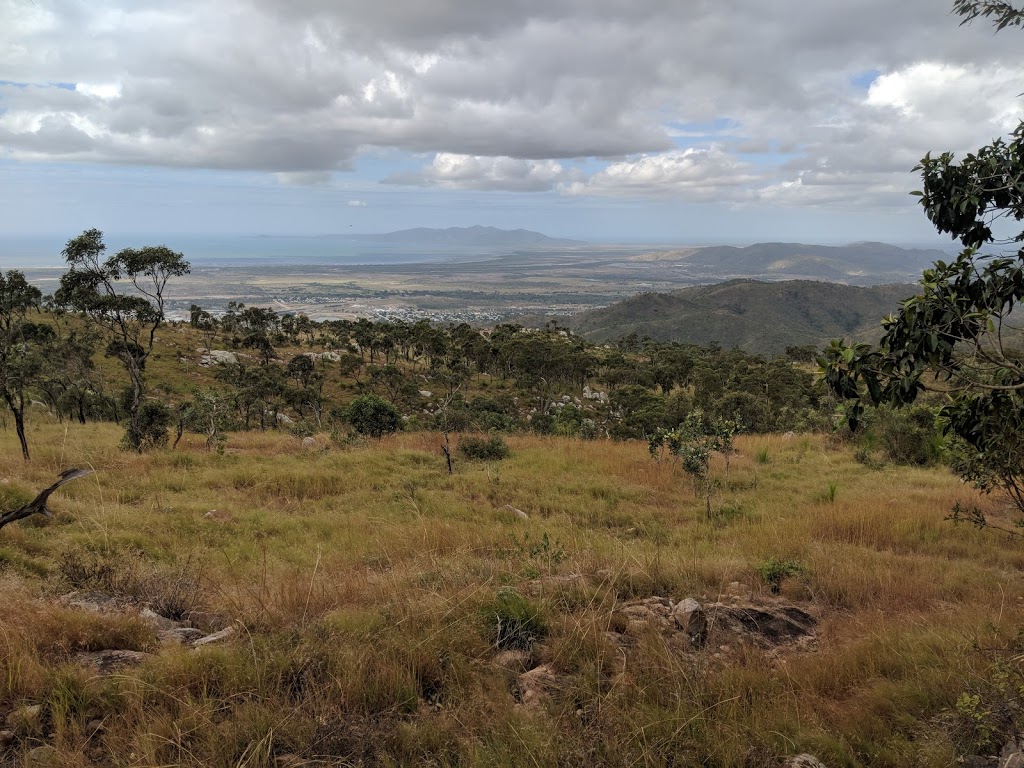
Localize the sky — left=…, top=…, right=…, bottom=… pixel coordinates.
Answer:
left=1, top=0, right=1022, bottom=245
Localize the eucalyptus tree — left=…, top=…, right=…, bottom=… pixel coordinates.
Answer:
left=0, top=270, right=45, bottom=460
left=57, top=229, right=190, bottom=452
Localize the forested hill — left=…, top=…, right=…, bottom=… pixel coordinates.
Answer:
left=566, top=279, right=916, bottom=355
left=674, top=241, right=947, bottom=281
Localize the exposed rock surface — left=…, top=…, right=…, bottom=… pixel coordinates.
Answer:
left=74, top=650, right=152, bottom=674
left=783, top=756, right=828, bottom=768
left=611, top=596, right=817, bottom=653
left=198, top=350, right=238, bottom=366
left=517, top=664, right=565, bottom=708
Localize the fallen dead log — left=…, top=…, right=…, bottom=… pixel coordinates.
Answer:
left=0, top=468, right=93, bottom=531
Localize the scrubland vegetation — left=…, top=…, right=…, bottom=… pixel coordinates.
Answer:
left=1, top=412, right=1023, bottom=766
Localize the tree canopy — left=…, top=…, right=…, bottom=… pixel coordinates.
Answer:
left=821, top=1, right=1024, bottom=522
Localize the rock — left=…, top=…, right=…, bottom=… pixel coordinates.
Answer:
left=204, top=508, right=235, bottom=522
left=74, top=650, right=151, bottom=675
left=783, top=756, right=828, bottom=768
left=5, top=704, right=41, bottom=731
left=526, top=573, right=586, bottom=596
left=26, top=745, right=58, bottom=766
left=139, top=607, right=180, bottom=630
left=418, top=390, right=433, bottom=398
left=192, top=624, right=237, bottom=648
left=517, top=664, right=564, bottom=708
left=492, top=650, right=532, bottom=671
left=158, top=627, right=206, bottom=645
left=711, top=604, right=817, bottom=648
left=499, top=504, right=529, bottom=520
left=301, top=437, right=319, bottom=449
left=1001, top=739, right=1024, bottom=768
left=672, top=598, right=708, bottom=648
left=615, top=597, right=816, bottom=651
left=185, top=610, right=229, bottom=632
left=0, top=729, right=14, bottom=747
left=308, top=351, right=340, bottom=362
left=276, top=412, right=294, bottom=425
left=85, top=719, right=104, bottom=734
left=618, top=596, right=673, bottom=629
left=60, top=591, right=121, bottom=613
left=198, top=350, right=237, bottom=366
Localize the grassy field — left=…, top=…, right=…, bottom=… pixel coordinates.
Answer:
left=1, top=423, right=1022, bottom=766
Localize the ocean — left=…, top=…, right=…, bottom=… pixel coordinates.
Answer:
left=0, top=234, right=460, bottom=269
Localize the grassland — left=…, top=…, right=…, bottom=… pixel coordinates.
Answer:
left=1, top=420, right=1022, bottom=766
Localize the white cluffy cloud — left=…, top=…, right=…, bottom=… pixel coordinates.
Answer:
left=387, top=154, right=575, bottom=192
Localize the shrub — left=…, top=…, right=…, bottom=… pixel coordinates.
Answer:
left=857, top=405, right=945, bottom=466
left=344, top=394, right=402, bottom=438
left=122, top=401, right=172, bottom=452
left=480, top=588, right=547, bottom=650
left=756, top=558, right=805, bottom=595
left=458, top=435, right=510, bottom=461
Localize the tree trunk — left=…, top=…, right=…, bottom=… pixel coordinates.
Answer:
left=14, top=409, right=29, bottom=462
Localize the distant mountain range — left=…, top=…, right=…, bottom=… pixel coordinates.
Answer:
left=654, top=241, right=949, bottom=282
left=345, top=226, right=584, bottom=248
left=567, top=279, right=918, bottom=355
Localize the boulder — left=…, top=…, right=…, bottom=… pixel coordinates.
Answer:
left=672, top=598, right=708, bottom=648
left=5, top=704, right=41, bottom=731
left=158, top=627, right=206, bottom=645
left=192, top=624, right=237, bottom=648
left=26, top=745, right=58, bottom=767
left=198, top=350, right=238, bottom=366
left=499, top=504, right=529, bottom=520
left=139, top=607, right=181, bottom=630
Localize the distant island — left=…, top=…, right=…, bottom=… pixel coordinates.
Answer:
left=338, top=226, right=585, bottom=248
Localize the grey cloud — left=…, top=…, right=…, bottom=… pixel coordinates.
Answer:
left=2, top=0, right=1023, bottom=209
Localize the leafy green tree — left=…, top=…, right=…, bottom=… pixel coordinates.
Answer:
left=821, top=2, right=1024, bottom=524
left=0, top=270, right=45, bottom=460
left=57, top=229, right=189, bottom=452
left=344, top=394, right=402, bottom=438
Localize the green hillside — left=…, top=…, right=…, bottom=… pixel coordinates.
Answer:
left=567, top=279, right=916, bottom=354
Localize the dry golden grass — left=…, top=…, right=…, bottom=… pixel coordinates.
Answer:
left=0, top=423, right=1022, bottom=766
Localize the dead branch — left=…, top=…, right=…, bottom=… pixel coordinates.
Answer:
left=0, top=468, right=94, bottom=531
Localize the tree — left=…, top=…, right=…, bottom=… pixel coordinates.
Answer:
left=821, top=2, right=1024, bottom=526
left=344, top=394, right=402, bottom=438
left=0, top=270, right=45, bottom=460
left=56, top=229, right=190, bottom=452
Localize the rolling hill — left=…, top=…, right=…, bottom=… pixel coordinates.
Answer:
left=662, top=241, right=948, bottom=282
left=567, top=279, right=917, bottom=355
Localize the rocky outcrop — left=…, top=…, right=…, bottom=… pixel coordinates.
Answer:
left=611, top=596, right=816, bottom=653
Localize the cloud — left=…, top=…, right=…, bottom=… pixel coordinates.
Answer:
left=347, top=199, right=368, bottom=207
left=560, top=147, right=757, bottom=199
left=2, top=0, right=1023, bottom=210
left=386, top=153, right=573, bottom=191
left=274, top=171, right=332, bottom=185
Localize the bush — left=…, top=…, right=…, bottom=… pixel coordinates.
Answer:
left=123, top=401, right=172, bottom=452
left=756, top=558, right=805, bottom=595
left=859, top=404, right=944, bottom=466
left=344, top=394, right=402, bottom=438
left=458, top=435, right=510, bottom=461
left=480, top=588, right=547, bottom=650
